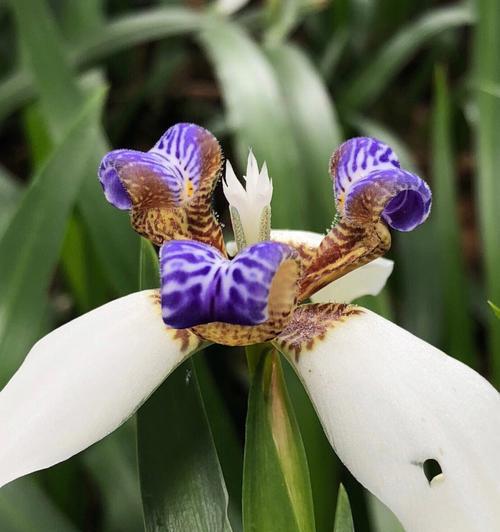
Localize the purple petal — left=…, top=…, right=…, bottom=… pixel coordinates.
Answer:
left=160, top=240, right=297, bottom=329
left=97, top=123, right=222, bottom=210
left=150, top=123, right=222, bottom=200
left=98, top=149, right=179, bottom=209
left=331, top=137, right=431, bottom=231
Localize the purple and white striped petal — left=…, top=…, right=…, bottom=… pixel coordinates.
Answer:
left=0, top=291, right=202, bottom=488
left=98, top=123, right=222, bottom=210
left=331, top=137, right=431, bottom=231
left=160, top=240, right=298, bottom=329
left=98, top=149, right=179, bottom=210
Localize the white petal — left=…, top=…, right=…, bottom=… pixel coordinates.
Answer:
left=280, top=309, right=500, bottom=532
left=222, top=159, right=246, bottom=206
left=312, top=258, right=394, bottom=303
left=0, top=290, right=202, bottom=488
left=270, top=229, right=324, bottom=247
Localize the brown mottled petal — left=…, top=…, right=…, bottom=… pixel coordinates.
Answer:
left=192, top=253, right=301, bottom=346
left=272, top=303, right=362, bottom=361
left=0, top=290, right=204, bottom=488
left=186, top=200, right=227, bottom=256
left=131, top=206, right=189, bottom=247
left=118, top=158, right=178, bottom=210
left=298, top=220, right=391, bottom=301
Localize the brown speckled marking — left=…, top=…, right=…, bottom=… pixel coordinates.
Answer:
left=131, top=207, right=189, bottom=246
left=120, top=164, right=177, bottom=210
left=172, top=328, right=200, bottom=353
left=149, top=290, right=202, bottom=352
left=118, top=128, right=227, bottom=255
left=192, top=255, right=302, bottom=346
left=272, top=238, right=319, bottom=270
left=298, top=220, right=390, bottom=301
left=183, top=129, right=226, bottom=255
left=274, top=303, right=362, bottom=361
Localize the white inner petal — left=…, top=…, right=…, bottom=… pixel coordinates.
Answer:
left=223, top=154, right=273, bottom=246
left=312, top=257, right=394, bottom=303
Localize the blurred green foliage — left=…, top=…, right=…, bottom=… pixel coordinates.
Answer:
left=0, top=0, right=498, bottom=530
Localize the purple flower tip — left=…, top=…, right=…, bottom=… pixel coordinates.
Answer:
left=159, top=240, right=297, bottom=329
left=331, top=137, right=432, bottom=231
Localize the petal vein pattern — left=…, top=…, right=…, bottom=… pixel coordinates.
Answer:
left=160, top=240, right=299, bottom=329
left=98, top=123, right=225, bottom=252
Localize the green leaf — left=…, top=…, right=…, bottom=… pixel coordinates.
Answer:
left=367, top=494, right=404, bottom=532
left=0, top=6, right=202, bottom=122
left=77, top=7, right=201, bottom=65
left=474, top=0, right=500, bottom=383
left=137, top=240, right=232, bottom=532
left=432, top=65, right=475, bottom=365
left=342, top=3, right=474, bottom=109
left=266, top=43, right=342, bottom=230
left=139, top=237, right=160, bottom=290
left=488, top=301, right=500, bottom=320
left=0, top=166, right=21, bottom=237
left=0, top=478, right=79, bottom=532
left=199, top=15, right=308, bottom=229
left=194, top=355, right=243, bottom=532
left=333, top=485, right=354, bottom=532
left=83, top=422, right=143, bottom=532
left=283, top=363, right=339, bottom=532
left=9, top=0, right=141, bottom=296
left=243, top=348, right=315, bottom=532
left=0, top=90, right=104, bottom=385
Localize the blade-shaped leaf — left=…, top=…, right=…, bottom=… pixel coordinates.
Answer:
left=0, top=6, right=202, bottom=122
left=488, top=301, right=500, bottom=320
left=283, top=359, right=339, bottom=532
left=199, top=15, right=307, bottom=229
left=367, top=494, right=404, bottom=532
left=474, top=0, right=500, bottom=383
left=0, top=166, right=20, bottom=237
left=243, top=348, right=315, bottom=532
left=9, top=0, right=140, bottom=297
left=0, top=478, right=79, bottom=532
left=266, top=43, right=342, bottom=230
left=137, top=238, right=232, bottom=532
left=432, top=65, right=475, bottom=365
left=342, top=3, right=474, bottom=109
left=0, top=90, right=103, bottom=385
left=333, top=484, right=354, bottom=532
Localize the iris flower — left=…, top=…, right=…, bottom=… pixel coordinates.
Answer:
left=1, top=123, right=499, bottom=532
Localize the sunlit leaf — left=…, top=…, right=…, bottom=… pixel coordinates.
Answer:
left=432, top=65, right=475, bottom=365
left=474, top=0, right=500, bottom=383
left=333, top=484, right=354, bottom=532
left=200, top=15, right=307, bottom=228
left=243, top=349, right=315, bottom=532
left=488, top=301, right=500, bottom=320
left=0, top=90, right=103, bottom=385
left=267, top=43, right=342, bottom=230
